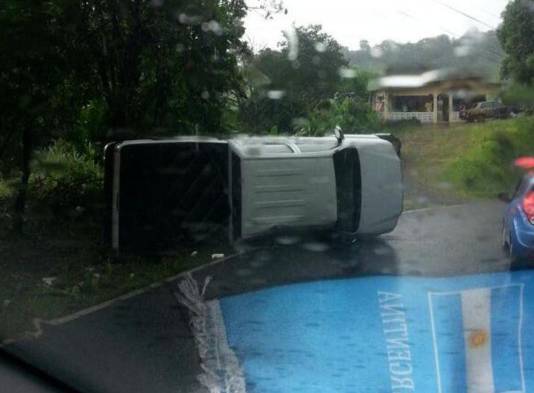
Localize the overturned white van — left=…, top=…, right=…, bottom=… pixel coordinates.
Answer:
left=104, top=133, right=402, bottom=254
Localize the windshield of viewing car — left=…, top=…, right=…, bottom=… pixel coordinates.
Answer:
left=1, top=1, right=534, bottom=393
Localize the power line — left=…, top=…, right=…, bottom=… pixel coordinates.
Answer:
left=428, top=0, right=506, bottom=58
left=430, top=0, right=494, bottom=29
left=396, top=10, right=456, bottom=36
left=395, top=9, right=503, bottom=63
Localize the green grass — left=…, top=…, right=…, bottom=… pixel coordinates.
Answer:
left=0, top=210, right=233, bottom=340
left=395, top=117, right=534, bottom=208
left=0, top=177, right=16, bottom=209
left=0, top=244, right=233, bottom=340
left=444, top=117, right=534, bottom=197
left=395, top=122, right=483, bottom=209
left=0, top=180, right=13, bottom=200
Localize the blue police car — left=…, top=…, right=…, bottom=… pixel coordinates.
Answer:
left=503, top=172, right=534, bottom=263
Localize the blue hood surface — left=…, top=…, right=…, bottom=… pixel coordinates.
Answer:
left=214, top=271, right=534, bottom=393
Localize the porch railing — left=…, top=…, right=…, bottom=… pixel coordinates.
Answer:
left=384, top=112, right=434, bottom=123
left=450, top=111, right=461, bottom=122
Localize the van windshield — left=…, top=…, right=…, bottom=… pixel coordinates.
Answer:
left=333, top=147, right=361, bottom=233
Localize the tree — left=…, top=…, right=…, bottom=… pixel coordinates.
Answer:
left=57, top=0, right=249, bottom=135
left=239, top=24, right=350, bottom=133
left=359, top=40, right=370, bottom=52
left=278, top=25, right=348, bottom=103
left=0, top=0, right=76, bottom=231
left=498, top=0, right=534, bottom=85
left=295, top=97, right=380, bottom=136
left=0, top=0, right=266, bottom=232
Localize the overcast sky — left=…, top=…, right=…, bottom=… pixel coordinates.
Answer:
left=244, top=0, right=510, bottom=51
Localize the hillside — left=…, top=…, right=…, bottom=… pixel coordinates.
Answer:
left=344, top=30, right=503, bottom=79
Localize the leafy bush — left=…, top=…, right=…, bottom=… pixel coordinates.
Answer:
left=0, top=179, right=14, bottom=202
left=239, top=94, right=306, bottom=134
left=446, top=117, right=534, bottom=197
left=30, top=140, right=103, bottom=217
left=295, top=97, right=380, bottom=136
left=68, top=99, right=108, bottom=154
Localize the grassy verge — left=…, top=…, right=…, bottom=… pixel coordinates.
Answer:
left=394, top=117, right=534, bottom=209
left=395, top=123, right=481, bottom=209
left=0, top=244, right=231, bottom=340
left=444, top=117, right=534, bottom=197
left=0, top=187, right=233, bottom=339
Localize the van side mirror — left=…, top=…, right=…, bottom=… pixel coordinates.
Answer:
left=498, top=192, right=512, bottom=203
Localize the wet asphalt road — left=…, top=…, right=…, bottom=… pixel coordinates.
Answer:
left=3, top=200, right=516, bottom=393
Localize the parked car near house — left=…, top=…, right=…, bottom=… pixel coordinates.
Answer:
left=462, top=101, right=510, bottom=122
left=104, top=132, right=403, bottom=255
left=502, top=172, right=534, bottom=263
